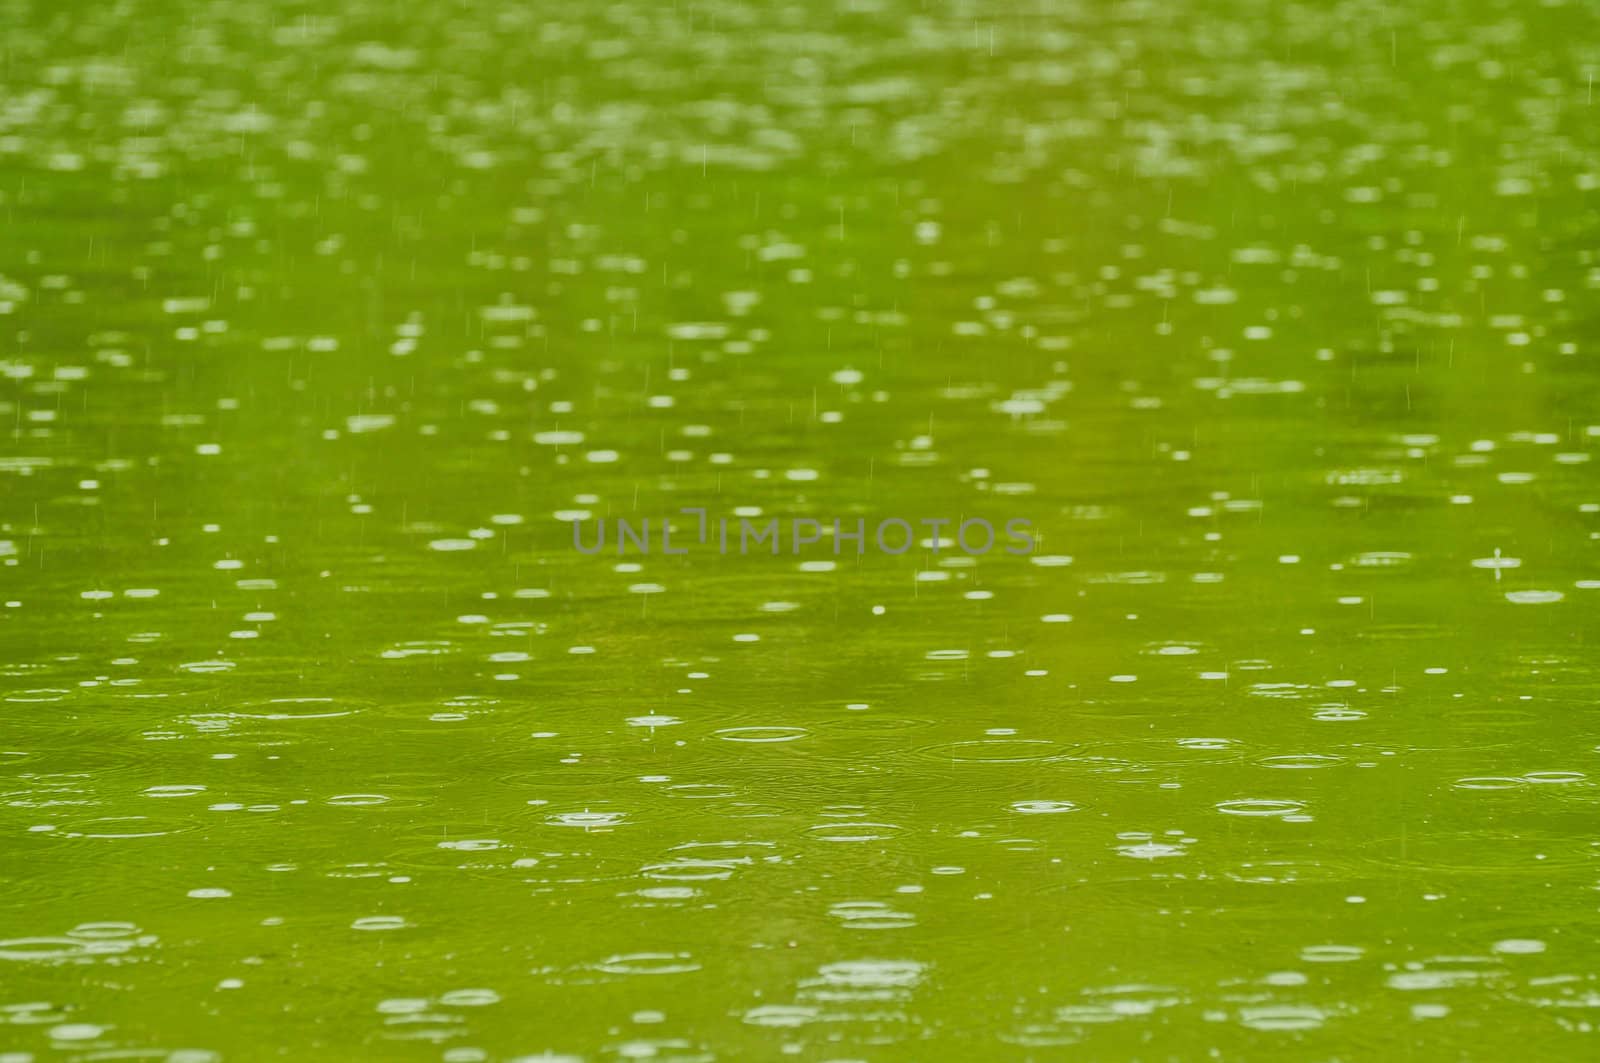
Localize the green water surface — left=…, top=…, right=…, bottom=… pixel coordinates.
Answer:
left=3, top=0, right=1600, bottom=1058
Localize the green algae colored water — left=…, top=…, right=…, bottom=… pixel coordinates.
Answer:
left=3, top=0, right=1600, bottom=1058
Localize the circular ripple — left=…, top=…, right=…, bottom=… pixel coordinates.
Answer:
left=68, top=923, right=138, bottom=940
left=829, top=901, right=916, bottom=930
left=545, top=810, right=626, bottom=829
left=1259, top=754, right=1344, bottom=770
left=58, top=814, right=196, bottom=840
left=713, top=726, right=809, bottom=744
left=440, top=988, right=501, bottom=1006
left=326, top=794, right=392, bottom=807
left=144, top=785, right=206, bottom=798
left=1453, top=776, right=1527, bottom=791
left=1524, top=771, right=1585, bottom=785
left=804, top=822, right=903, bottom=843
left=1009, top=800, right=1079, bottom=815
left=643, top=860, right=740, bottom=882
left=1312, top=707, right=1366, bottom=722
left=593, top=952, right=700, bottom=976
left=3, top=689, right=71, bottom=703
left=664, top=783, right=738, bottom=800
left=1178, top=737, right=1235, bottom=751
left=1506, top=590, right=1563, bottom=605
left=1216, top=799, right=1305, bottom=818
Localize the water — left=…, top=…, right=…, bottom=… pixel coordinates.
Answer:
left=2, top=0, right=1599, bottom=1057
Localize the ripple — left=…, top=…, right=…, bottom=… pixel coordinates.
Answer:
left=1215, top=798, right=1306, bottom=817
left=743, top=1004, right=818, bottom=1028
left=1178, top=737, right=1235, bottom=752
left=1453, top=776, right=1528, bottom=791
left=58, top=814, right=195, bottom=840
left=664, top=783, right=738, bottom=800
left=438, top=839, right=502, bottom=852
left=804, top=821, right=903, bottom=843
left=1505, top=590, right=1563, bottom=604
left=1385, top=960, right=1497, bottom=990
left=828, top=900, right=916, bottom=930
left=1524, top=771, right=1585, bottom=784
left=352, top=916, right=410, bottom=931
left=67, top=922, right=140, bottom=940
left=3, top=688, right=71, bottom=703
left=49, top=1023, right=107, bottom=1042
left=545, top=810, right=626, bottom=829
left=1312, top=706, right=1366, bottom=722
left=440, top=988, right=502, bottom=1006
left=627, top=714, right=681, bottom=729
left=1259, top=754, right=1343, bottom=770
left=1002, top=1024, right=1078, bottom=1048
left=0, top=936, right=138, bottom=962
left=1008, top=800, right=1079, bottom=815
left=1351, top=551, right=1412, bottom=568
left=713, top=726, right=809, bottom=743
left=1239, top=1005, right=1325, bottom=1031
left=812, top=959, right=926, bottom=989
left=143, top=784, right=206, bottom=798
left=593, top=952, right=701, bottom=976
left=642, top=860, right=741, bottom=882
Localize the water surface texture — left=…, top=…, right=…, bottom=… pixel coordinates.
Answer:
left=4, top=0, right=1600, bottom=1058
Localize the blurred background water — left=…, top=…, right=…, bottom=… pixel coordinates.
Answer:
left=2, top=0, right=1600, bottom=1058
